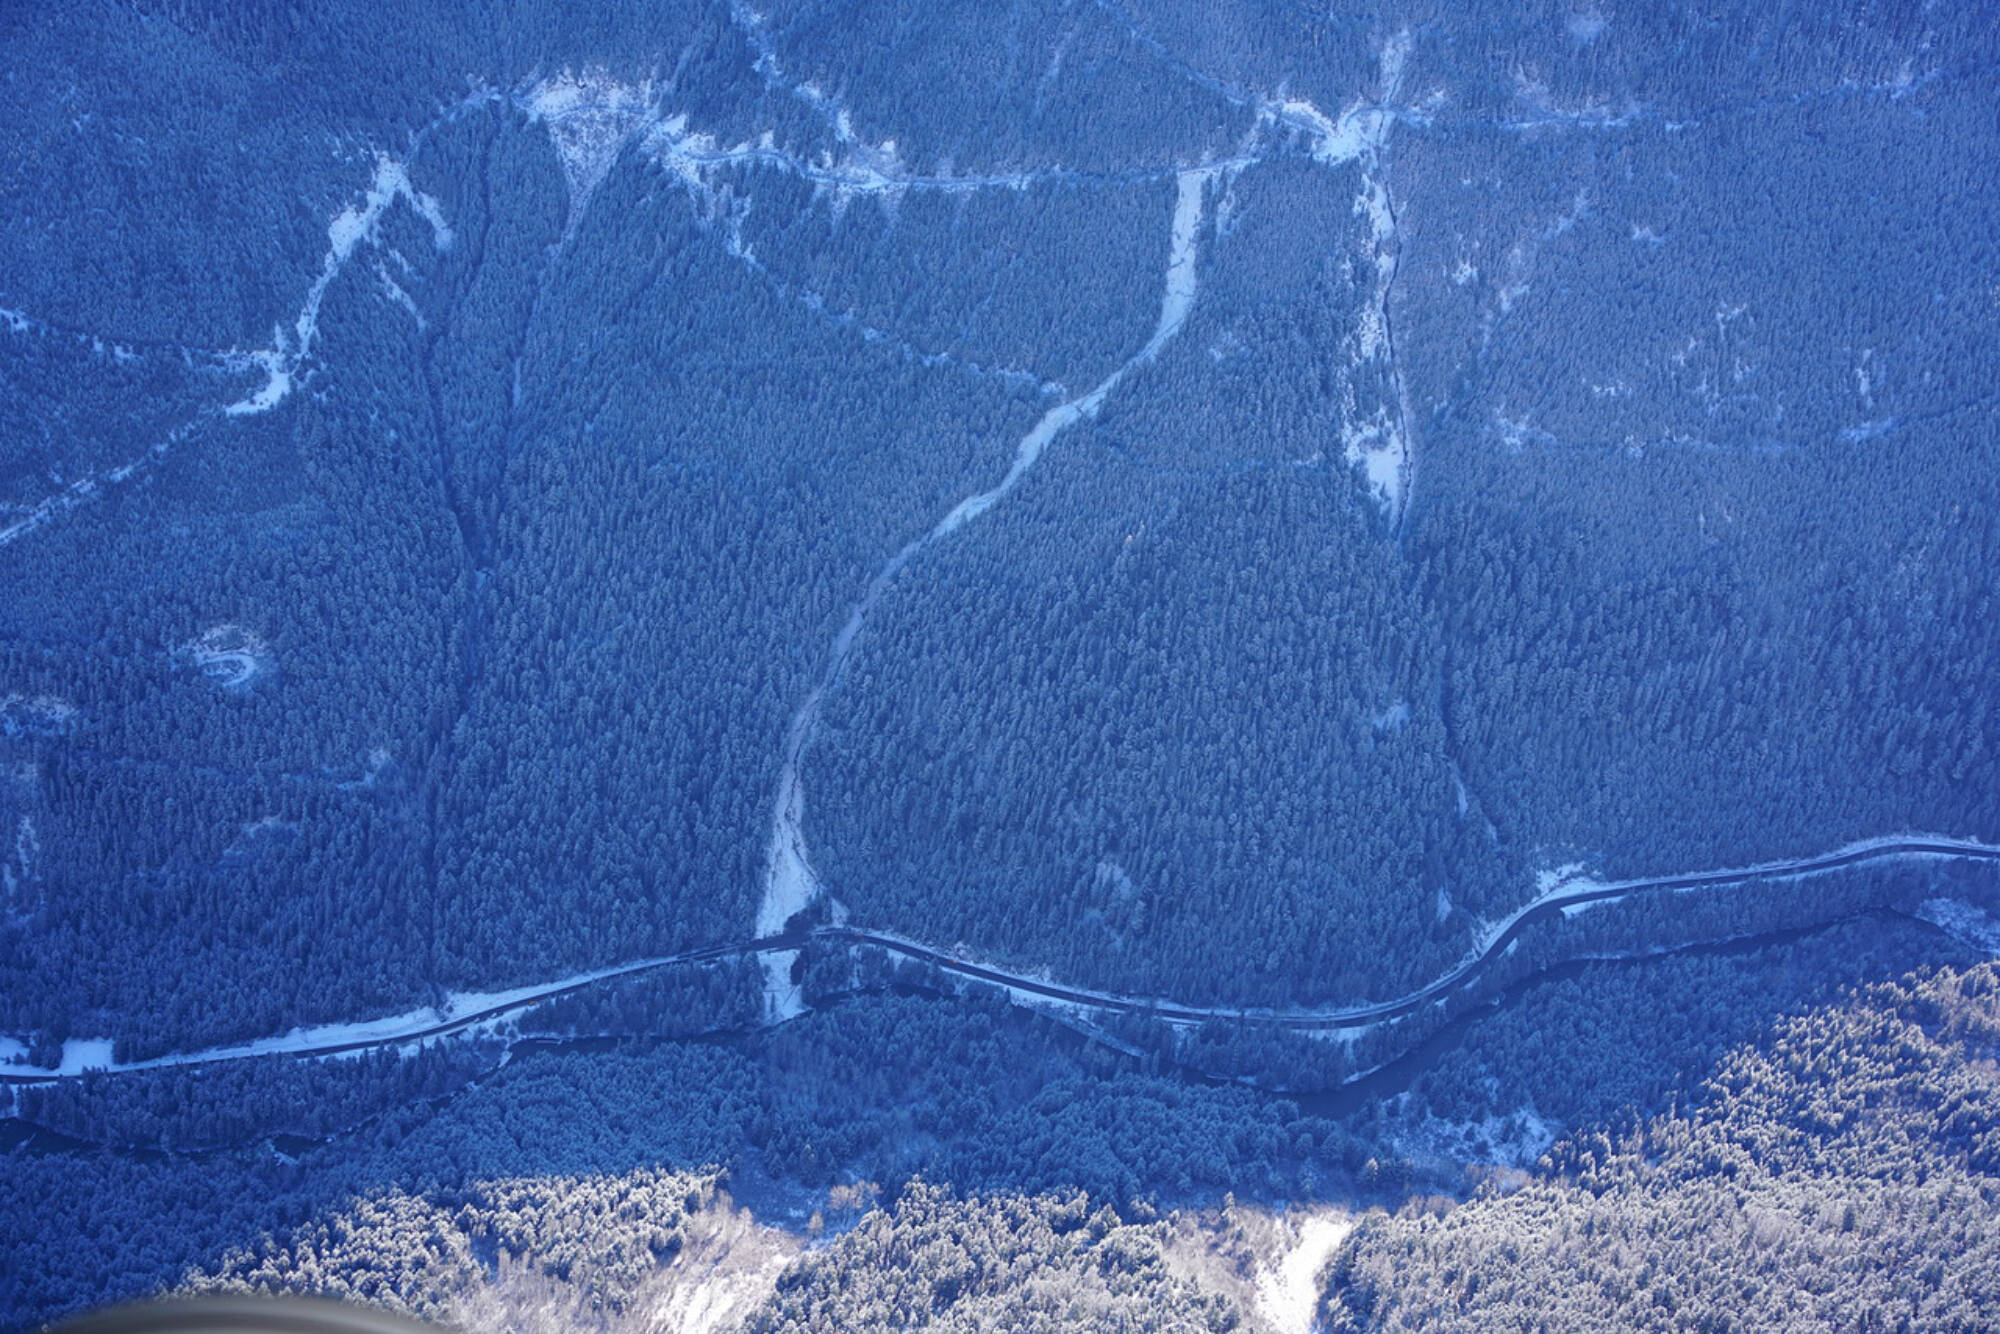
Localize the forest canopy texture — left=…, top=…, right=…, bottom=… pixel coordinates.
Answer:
left=3, top=0, right=1998, bottom=1329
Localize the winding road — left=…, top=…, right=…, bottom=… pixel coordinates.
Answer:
left=6, top=835, right=1996, bottom=1085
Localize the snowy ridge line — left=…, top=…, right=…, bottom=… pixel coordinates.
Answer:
left=752, top=167, right=1220, bottom=1021
left=661, top=139, right=1256, bottom=195
left=9, top=834, right=1997, bottom=1084
left=522, top=72, right=1058, bottom=393
left=527, top=68, right=1261, bottom=213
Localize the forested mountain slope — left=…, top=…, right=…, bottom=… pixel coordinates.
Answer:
left=6, top=0, right=1995, bottom=1055
left=3, top=1, right=2000, bottom=1326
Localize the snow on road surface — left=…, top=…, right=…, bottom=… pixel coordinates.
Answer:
left=1471, top=833, right=2000, bottom=962
left=752, top=167, right=1219, bottom=1020
left=2, top=955, right=691, bottom=1081
left=9, top=834, right=2000, bottom=1082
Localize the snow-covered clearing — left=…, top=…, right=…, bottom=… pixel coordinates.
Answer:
left=751, top=167, right=1219, bottom=1020
left=1254, top=1213, right=1355, bottom=1334
left=524, top=70, right=663, bottom=211
left=639, top=1199, right=800, bottom=1334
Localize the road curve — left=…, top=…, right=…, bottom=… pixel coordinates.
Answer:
left=845, top=836, right=2000, bottom=1027
left=5, top=835, right=1996, bottom=1083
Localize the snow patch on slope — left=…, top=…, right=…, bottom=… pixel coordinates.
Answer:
left=226, top=154, right=452, bottom=417
left=525, top=70, right=663, bottom=210
left=1257, top=35, right=1414, bottom=521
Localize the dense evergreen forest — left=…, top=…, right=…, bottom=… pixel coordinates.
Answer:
left=11, top=958, right=1999, bottom=1330
left=5, top=0, right=1995, bottom=1049
left=1326, top=964, right=2000, bottom=1331
left=4, top=0, right=1999, bottom=1327
left=4, top=918, right=1986, bottom=1328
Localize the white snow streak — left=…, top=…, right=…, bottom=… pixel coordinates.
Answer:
left=1257, top=35, right=1417, bottom=521
left=226, top=154, right=452, bottom=417
left=0, top=414, right=209, bottom=550
left=753, top=169, right=1217, bottom=1020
